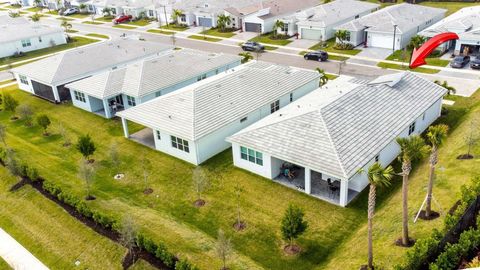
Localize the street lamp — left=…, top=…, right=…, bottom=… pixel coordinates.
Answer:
left=392, top=24, right=398, bottom=53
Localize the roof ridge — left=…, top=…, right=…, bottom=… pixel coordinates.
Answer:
left=318, top=113, right=348, bottom=179
left=136, top=60, right=147, bottom=97
left=51, top=53, right=67, bottom=83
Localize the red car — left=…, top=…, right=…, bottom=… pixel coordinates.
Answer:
left=112, top=15, right=132, bottom=24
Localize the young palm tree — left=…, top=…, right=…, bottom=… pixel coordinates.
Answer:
left=239, top=52, right=253, bottom=63
left=171, top=9, right=183, bottom=26
left=409, top=35, right=427, bottom=50
left=335, top=30, right=348, bottom=45
left=425, top=124, right=449, bottom=218
left=61, top=19, right=72, bottom=32
left=361, top=163, right=394, bottom=269
left=217, top=14, right=231, bottom=32
left=396, top=135, right=430, bottom=246
left=315, top=68, right=328, bottom=86
left=272, top=20, right=284, bottom=38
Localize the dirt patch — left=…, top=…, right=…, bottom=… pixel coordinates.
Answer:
left=457, top=154, right=474, bottom=160
left=143, top=188, right=153, bottom=195
left=63, top=143, right=71, bottom=147
left=87, top=159, right=95, bottom=164
left=394, top=238, right=416, bottom=247
left=283, top=244, right=301, bottom=255
left=233, top=221, right=246, bottom=231
left=85, top=195, right=96, bottom=201
left=122, top=249, right=138, bottom=270
left=10, top=116, right=18, bottom=121
left=417, top=210, right=440, bottom=221
left=9, top=177, right=28, bottom=191
left=449, top=200, right=461, bottom=215
left=193, top=199, right=205, bottom=207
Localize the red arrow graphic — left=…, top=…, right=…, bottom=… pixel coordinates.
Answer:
left=409, top=32, right=459, bottom=69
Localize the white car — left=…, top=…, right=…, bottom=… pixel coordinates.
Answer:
left=63, top=7, right=79, bottom=15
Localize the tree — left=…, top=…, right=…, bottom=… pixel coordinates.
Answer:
left=315, top=68, right=328, bottom=87
left=109, top=142, right=121, bottom=175
left=215, top=229, right=232, bottom=270
left=272, top=20, right=284, bottom=39
left=3, top=93, right=19, bottom=117
left=5, top=148, right=20, bottom=176
left=360, top=163, right=394, bottom=269
left=30, top=13, right=41, bottom=22
left=102, top=7, right=112, bottom=17
left=434, top=80, right=456, bottom=95
left=281, top=204, right=308, bottom=253
left=17, top=104, right=34, bottom=126
left=60, top=18, right=72, bottom=32
left=192, top=166, right=208, bottom=207
left=33, top=0, right=42, bottom=7
left=36, top=114, right=51, bottom=135
left=462, top=119, right=478, bottom=159
left=217, top=14, right=231, bottom=32
left=409, top=35, right=427, bottom=50
left=76, top=134, right=96, bottom=161
left=335, top=30, right=348, bottom=45
left=171, top=9, right=183, bottom=26
left=119, top=215, right=137, bottom=265
left=79, top=3, right=86, bottom=12
left=425, top=124, right=449, bottom=218
left=396, top=135, right=429, bottom=246
left=233, top=183, right=245, bottom=230
left=8, top=11, right=20, bottom=18
left=56, top=123, right=71, bottom=147
left=239, top=52, right=253, bottom=64
left=141, top=154, right=152, bottom=193
left=78, top=158, right=96, bottom=200
left=0, top=124, right=7, bottom=147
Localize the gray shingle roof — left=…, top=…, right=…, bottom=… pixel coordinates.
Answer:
left=66, top=49, right=241, bottom=99
left=12, top=38, right=172, bottom=85
left=336, top=3, right=446, bottom=34
left=117, top=61, right=320, bottom=141
left=0, top=14, right=64, bottom=44
left=228, top=72, right=447, bottom=180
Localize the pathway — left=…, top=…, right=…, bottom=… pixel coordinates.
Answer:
left=0, top=227, right=49, bottom=270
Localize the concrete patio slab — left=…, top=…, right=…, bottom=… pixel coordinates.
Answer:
left=130, top=128, right=155, bottom=149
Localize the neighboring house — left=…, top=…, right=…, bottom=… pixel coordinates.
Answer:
left=335, top=3, right=446, bottom=49
left=420, top=6, right=480, bottom=55
left=11, top=38, right=172, bottom=103
left=66, top=49, right=241, bottom=118
left=117, top=61, right=320, bottom=165
left=228, top=72, right=446, bottom=207
left=0, top=14, right=66, bottom=58
left=292, top=0, right=379, bottom=40
left=91, top=0, right=173, bottom=20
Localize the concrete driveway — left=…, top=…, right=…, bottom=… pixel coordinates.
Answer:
left=285, top=38, right=319, bottom=49
left=356, top=47, right=393, bottom=60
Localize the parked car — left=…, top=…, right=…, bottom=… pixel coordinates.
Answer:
left=450, top=55, right=470, bottom=68
left=304, top=50, right=328, bottom=62
left=63, top=7, right=79, bottom=16
left=112, top=14, right=132, bottom=24
left=470, top=56, right=480, bottom=70
left=241, top=41, right=265, bottom=52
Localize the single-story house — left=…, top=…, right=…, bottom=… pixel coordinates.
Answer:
left=335, top=3, right=446, bottom=49
left=11, top=38, right=172, bottom=103
left=227, top=72, right=447, bottom=207
left=419, top=6, right=480, bottom=55
left=0, top=14, right=66, bottom=59
left=65, top=49, right=241, bottom=118
left=90, top=0, right=163, bottom=18
left=117, top=61, right=320, bottom=165
left=292, top=0, right=379, bottom=40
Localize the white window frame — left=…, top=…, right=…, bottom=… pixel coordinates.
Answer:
left=74, top=90, right=86, bottom=103
left=156, top=130, right=161, bottom=140
left=21, top=39, right=31, bottom=47
left=289, top=93, right=293, bottom=102
left=19, top=75, right=28, bottom=85
left=270, top=100, right=280, bottom=113
left=171, top=136, right=189, bottom=153
left=126, top=95, right=136, bottom=106
left=408, top=121, right=416, bottom=135
left=240, top=146, right=263, bottom=166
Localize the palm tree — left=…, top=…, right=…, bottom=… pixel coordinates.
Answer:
left=272, top=20, right=284, bottom=39
left=171, top=9, right=183, bottom=26
left=434, top=80, right=456, bottom=95
left=396, top=135, right=430, bottom=246
left=217, top=14, right=231, bottom=32
left=31, top=13, right=41, bottom=22
left=409, top=35, right=426, bottom=50
left=79, top=3, right=87, bottom=13
left=102, top=7, right=112, bottom=17
left=335, top=30, right=348, bottom=45
left=239, top=52, right=253, bottom=63
left=33, top=0, right=42, bottom=7
left=315, top=68, right=328, bottom=86
left=425, top=124, right=449, bottom=218
left=360, top=163, right=394, bottom=269
left=61, top=18, right=72, bottom=32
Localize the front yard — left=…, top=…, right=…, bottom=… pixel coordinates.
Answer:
left=200, top=28, right=236, bottom=38
left=159, top=24, right=189, bottom=31
left=377, top=62, right=440, bottom=74
left=126, top=18, right=154, bottom=26
left=250, top=33, right=292, bottom=46
left=386, top=49, right=451, bottom=67
left=309, top=39, right=361, bottom=56
left=188, top=35, right=222, bottom=42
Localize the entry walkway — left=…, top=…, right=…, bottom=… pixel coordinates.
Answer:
left=0, top=227, right=49, bottom=270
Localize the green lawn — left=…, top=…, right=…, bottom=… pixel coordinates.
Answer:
left=0, top=79, right=15, bottom=86
left=68, top=13, right=90, bottom=19
left=0, top=255, right=10, bottom=270
left=200, top=28, right=236, bottom=38
left=83, top=21, right=104, bottom=25
left=0, top=37, right=99, bottom=67
left=56, top=16, right=74, bottom=21
left=86, top=33, right=109, bottom=39
left=250, top=34, right=292, bottom=46
left=188, top=35, right=222, bottom=42
left=147, top=29, right=174, bottom=35
left=113, top=24, right=137, bottom=29
left=6, top=4, right=21, bottom=8
left=159, top=24, right=189, bottom=31
left=309, top=39, right=361, bottom=55
left=0, top=58, right=48, bottom=72
left=377, top=62, right=440, bottom=74
left=386, top=49, right=451, bottom=67
left=419, top=1, right=479, bottom=16
left=25, top=6, right=42, bottom=12
left=95, top=16, right=114, bottom=22
left=126, top=18, right=153, bottom=26
left=45, top=10, right=58, bottom=15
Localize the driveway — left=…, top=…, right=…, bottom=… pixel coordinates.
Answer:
left=285, top=38, right=319, bottom=49
left=355, top=47, right=393, bottom=60
left=233, top=31, right=258, bottom=41
left=0, top=228, right=49, bottom=270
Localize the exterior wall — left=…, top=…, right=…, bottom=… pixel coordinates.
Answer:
left=232, top=142, right=273, bottom=178
left=345, top=29, right=365, bottom=47
left=0, top=31, right=66, bottom=58
left=69, top=88, right=104, bottom=113
left=153, top=129, right=199, bottom=164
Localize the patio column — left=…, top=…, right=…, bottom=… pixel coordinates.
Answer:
left=339, top=179, right=349, bottom=207
left=103, top=99, right=112, bottom=118
left=304, top=168, right=311, bottom=194
left=121, top=117, right=129, bottom=138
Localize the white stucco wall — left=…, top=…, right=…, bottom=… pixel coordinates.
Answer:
left=0, top=31, right=66, bottom=58
left=153, top=129, right=199, bottom=164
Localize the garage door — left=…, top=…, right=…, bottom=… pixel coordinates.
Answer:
left=301, top=28, right=322, bottom=40
left=198, top=17, right=212, bottom=27
left=245, top=22, right=261, bottom=33
left=369, top=33, right=393, bottom=49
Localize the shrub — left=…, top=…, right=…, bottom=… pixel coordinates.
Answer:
left=3, top=93, right=19, bottom=114
left=333, top=42, right=354, bottom=50
left=175, top=259, right=199, bottom=270
left=155, top=243, right=176, bottom=267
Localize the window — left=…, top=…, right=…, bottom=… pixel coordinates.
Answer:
left=171, top=136, right=189, bottom=153
left=148, top=10, right=154, bottom=17
left=240, top=117, right=247, bottom=123
left=281, top=23, right=288, bottom=33
left=355, top=14, right=359, bottom=19
left=289, top=93, right=293, bottom=102
left=408, top=121, right=416, bottom=135
left=111, top=9, right=116, bottom=15
left=270, top=100, right=280, bottom=113
left=240, top=146, right=263, bottom=165
left=74, top=91, right=86, bottom=102
left=38, top=36, right=42, bottom=42
left=126, top=95, right=136, bottom=106
left=19, top=75, right=28, bottom=85
left=375, top=155, right=379, bottom=162
left=422, top=112, right=426, bottom=121
left=345, top=31, right=351, bottom=42
left=180, top=15, right=186, bottom=22
left=21, top=39, right=31, bottom=47
left=156, top=130, right=161, bottom=140
left=155, top=91, right=161, bottom=97
left=197, top=74, right=207, bottom=81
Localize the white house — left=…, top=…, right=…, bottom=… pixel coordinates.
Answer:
left=227, top=72, right=447, bottom=207
left=420, top=6, right=480, bottom=55
left=293, top=0, right=379, bottom=40
left=90, top=0, right=166, bottom=19
left=0, top=14, right=66, bottom=58
left=65, top=49, right=241, bottom=118
left=11, top=38, right=172, bottom=103
left=117, top=61, right=320, bottom=165
left=335, top=3, right=446, bottom=49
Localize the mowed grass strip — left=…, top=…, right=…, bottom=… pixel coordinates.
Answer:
left=146, top=29, right=174, bottom=35
left=86, top=33, right=110, bottom=39
left=83, top=21, right=104, bottom=25
left=377, top=62, right=440, bottom=74
left=0, top=255, right=11, bottom=269
left=188, top=35, right=222, bottom=42
left=113, top=24, right=137, bottom=29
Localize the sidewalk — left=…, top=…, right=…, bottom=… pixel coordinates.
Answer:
left=0, top=227, right=49, bottom=270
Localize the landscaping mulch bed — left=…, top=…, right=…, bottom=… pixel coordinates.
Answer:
left=284, top=244, right=301, bottom=255
left=417, top=210, right=440, bottom=221
left=394, top=238, right=416, bottom=247
left=457, top=154, right=474, bottom=160
left=233, top=221, right=246, bottom=231
left=193, top=199, right=205, bottom=207
left=143, top=188, right=153, bottom=195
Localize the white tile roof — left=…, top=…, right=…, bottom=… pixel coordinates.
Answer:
left=117, top=61, right=320, bottom=141
left=12, top=38, right=172, bottom=85
left=228, top=72, right=447, bottom=180
left=66, top=49, right=241, bottom=99
left=336, top=3, right=446, bottom=34
left=0, top=14, right=64, bottom=44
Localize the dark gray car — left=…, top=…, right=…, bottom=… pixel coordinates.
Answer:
left=450, top=55, right=470, bottom=68
left=241, top=41, right=265, bottom=52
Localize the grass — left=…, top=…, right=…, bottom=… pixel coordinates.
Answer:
left=325, top=74, right=338, bottom=80
left=0, top=58, right=48, bottom=72
left=7, top=4, right=21, bottom=8
left=159, top=24, right=189, bottom=31
left=45, top=10, right=58, bottom=15
left=377, top=62, right=440, bottom=74
left=419, top=1, right=479, bottom=16
left=249, top=33, right=292, bottom=46
left=66, top=29, right=78, bottom=33
left=309, top=39, right=361, bottom=55
left=0, top=37, right=99, bottom=67
left=56, top=17, right=74, bottom=21
left=95, top=16, right=114, bottom=22
left=147, top=29, right=174, bottom=35
left=200, top=28, right=236, bottom=38
left=188, top=35, right=222, bottom=42
left=25, top=6, right=42, bottom=12
left=68, top=13, right=90, bottom=19
left=113, top=24, right=137, bottom=29
left=86, top=33, right=109, bottom=39
left=386, top=49, right=451, bottom=67
left=0, top=255, right=10, bottom=269
left=83, top=21, right=104, bottom=25
left=126, top=19, right=153, bottom=26
left=0, top=79, right=15, bottom=86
